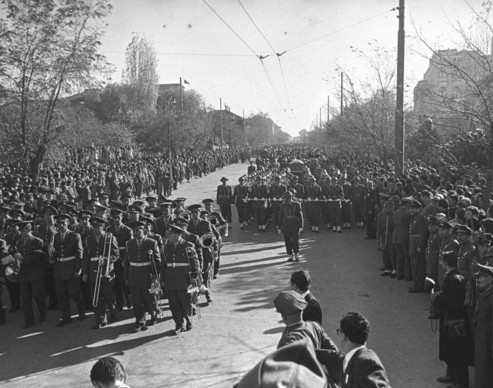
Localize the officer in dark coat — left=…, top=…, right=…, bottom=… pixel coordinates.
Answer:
left=53, top=214, right=85, bottom=326
left=161, top=224, right=200, bottom=335
left=154, top=201, right=174, bottom=239
left=83, top=217, right=119, bottom=329
left=125, top=221, right=161, bottom=332
left=216, top=177, right=233, bottom=224
left=15, top=221, right=45, bottom=328
left=432, top=251, right=470, bottom=388
left=105, top=209, right=132, bottom=311
left=277, top=191, right=303, bottom=262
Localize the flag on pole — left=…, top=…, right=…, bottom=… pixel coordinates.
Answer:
left=184, top=79, right=190, bottom=85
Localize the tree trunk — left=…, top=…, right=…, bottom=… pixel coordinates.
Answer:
left=29, top=145, right=47, bottom=184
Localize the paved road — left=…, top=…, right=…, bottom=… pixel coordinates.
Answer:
left=1, top=163, right=445, bottom=387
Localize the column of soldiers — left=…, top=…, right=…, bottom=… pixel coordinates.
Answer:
left=0, top=193, right=225, bottom=336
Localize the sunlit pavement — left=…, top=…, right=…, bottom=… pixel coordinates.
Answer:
left=0, top=163, right=444, bottom=388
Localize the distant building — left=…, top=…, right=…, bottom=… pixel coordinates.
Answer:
left=413, top=48, right=490, bottom=132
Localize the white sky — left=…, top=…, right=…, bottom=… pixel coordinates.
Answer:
left=100, top=0, right=486, bottom=136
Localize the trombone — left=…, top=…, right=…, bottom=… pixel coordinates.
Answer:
left=149, top=249, right=164, bottom=318
left=92, top=233, right=113, bottom=308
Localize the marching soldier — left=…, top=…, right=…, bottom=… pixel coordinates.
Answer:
left=106, top=209, right=132, bottom=311
left=277, top=191, right=303, bottom=262
left=52, top=214, right=85, bottom=326
left=342, top=177, right=353, bottom=229
left=327, top=177, right=344, bottom=233
left=34, top=205, right=58, bottom=310
left=249, top=175, right=269, bottom=231
left=270, top=176, right=287, bottom=228
left=408, top=200, right=428, bottom=293
left=154, top=201, right=174, bottom=239
left=303, top=176, right=322, bottom=233
left=232, top=177, right=249, bottom=230
left=187, top=204, right=214, bottom=304
left=202, top=199, right=228, bottom=236
left=125, top=221, right=161, bottom=332
left=353, top=177, right=365, bottom=229
left=15, top=220, right=46, bottom=328
left=216, top=177, right=233, bottom=225
left=83, top=217, right=119, bottom=329
left=161, top=224, right=200, bottom=335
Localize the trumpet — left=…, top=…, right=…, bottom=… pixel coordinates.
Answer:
left=92, top=233, right=113, bottom=308
left=199, top=233, right=215, bottom=248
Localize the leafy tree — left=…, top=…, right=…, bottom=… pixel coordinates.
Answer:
left=122, top=33, right=159, bottom=115
left=0, top=0, right=113, bottom=181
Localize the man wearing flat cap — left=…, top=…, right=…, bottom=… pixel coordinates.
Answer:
left=274, top=290, right=338, bottom=352
left=408, top=199, right=429, bottom=293
left=216, top=177, right=233, bottom=225
left=82, top=217, right=119, bottom=329
left=161, top=224, right=200, bottom=335
left=473, top=263, right=493, bottom=388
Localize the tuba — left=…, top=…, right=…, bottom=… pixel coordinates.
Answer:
left=199, top=233, right=215, bottom=248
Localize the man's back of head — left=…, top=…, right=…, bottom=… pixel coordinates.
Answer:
left=90, top=356, right=129, bottom=388
left=290, top=270, right=311, bottom=292
left=340, top=312, right=370, bottom=346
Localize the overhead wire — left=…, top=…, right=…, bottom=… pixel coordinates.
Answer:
left=101, top=51, right=255, bottom=57
left=285, top=10, right=392, bottom=53
left=201, top=0, right=286, bottom=111
left=236, top=0, right=296, bottom=118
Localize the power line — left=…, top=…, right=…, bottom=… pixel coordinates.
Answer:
left=201, top=0, right=258, bottom=57
left=286, top=10, right=391, bottom=53
left=102, top=50, right=255, bottom=57
left=236, top=0, right=295, bottom=115
left=201, top=0, right=286, bottom=111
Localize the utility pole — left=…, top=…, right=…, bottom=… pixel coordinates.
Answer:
left=394, top=0, right=405, bottom=176
left=179, top=77, right=185, bottom=135
left=340, top=72, right=344, bottom=116
left=220, top=98, right=224, bottom=149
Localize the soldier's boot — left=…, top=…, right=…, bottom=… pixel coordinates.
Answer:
left=287, top=254, right=294, bottom=262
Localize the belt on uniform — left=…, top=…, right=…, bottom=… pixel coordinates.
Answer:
left=129, top=261, right=151, bottom=267
left=169, top=262, right=189, bottom=268
left=90, top=257, right=101, bottom=262
left=59, top=256, right=76, bottom=262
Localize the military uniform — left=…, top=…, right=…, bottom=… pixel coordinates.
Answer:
left=216, top=182, right=233, bottom=224
left=161, top=240, right=200, bottom=331
left=278, top=198, right=303, bottom=260
left=124, top=236, right=161, bottom=328
left=392, top=205, right=411, bottom=280
left=326, top=183, right=344, bottom=232
left=83, top=233, right=119, bottom=325
left=270, top=181, right=287, bottom=227
left=53, top=229, right=85, bottom=323
left=438, top=235, right=459, bottom=287
left=34, top=222, right=57, bottom=309
left=249, top=180, right=269, bottom=231
left=233, top=181, right=249, bottom=228
left=105, top=222, right=132, bottom=310
left=352, top=182, right=365, bottom=227
left=16, top=233, right=45, bottom=327
left=408, top=212, right=429, bottom=292
left=426, top=229, right=441, bottom=285
left=304, top=181, right=323, bottom=232
left=342, top=181, right=353, bottom=229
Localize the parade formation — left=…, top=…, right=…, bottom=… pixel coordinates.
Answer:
left=1, top=144, right=493, bottom=387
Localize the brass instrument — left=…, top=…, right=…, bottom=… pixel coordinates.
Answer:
left=199, top=233, right=215, bottom=249
left=92, top=233, right=113, bottom=308
left=149, top=249, right=164, bottom=317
